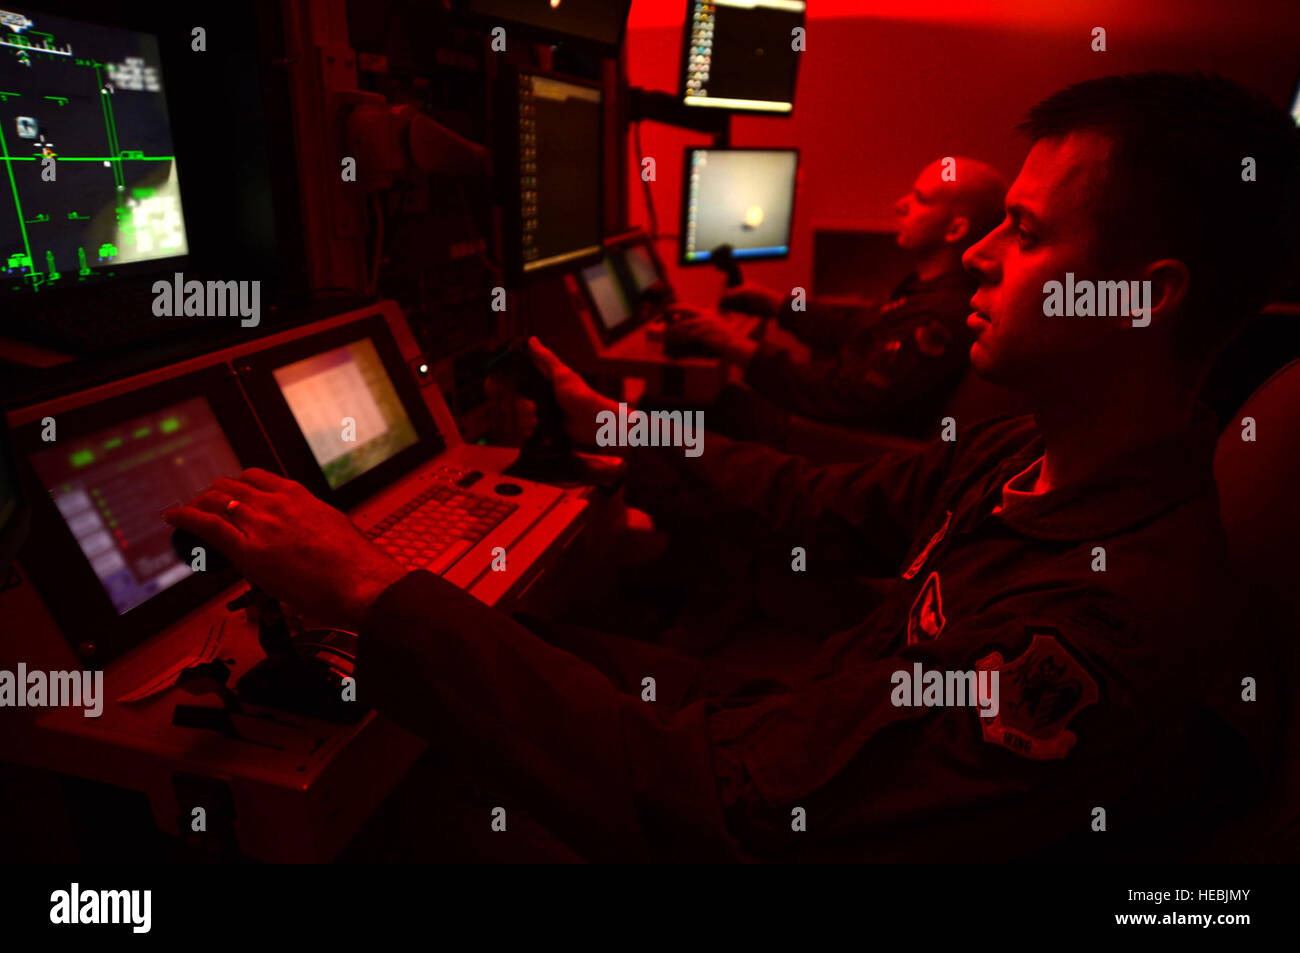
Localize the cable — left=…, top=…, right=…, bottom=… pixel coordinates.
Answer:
left=634, top=120, right=659, bottom=241
left=368, top=192, right=385, bottom=299
left=455, top=177, right=502, bottom=274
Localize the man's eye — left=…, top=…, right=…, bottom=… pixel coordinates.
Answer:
left=1016, top=227, right=1037, bottom=249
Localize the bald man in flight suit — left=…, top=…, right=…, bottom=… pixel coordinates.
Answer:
left=668, top=157, right=1008, bottom=442
left=168, top=73, right=1294, bottom=861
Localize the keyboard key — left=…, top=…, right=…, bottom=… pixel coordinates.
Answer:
left=365, top=480, right=518, bottom=575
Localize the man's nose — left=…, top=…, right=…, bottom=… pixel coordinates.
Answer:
left=894, top=196, right=908, bottom=215
left=962, top=238, right=999, bottom=284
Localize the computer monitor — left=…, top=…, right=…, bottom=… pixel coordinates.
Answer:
left=679, top=0, right=806, bottom=115
left=578, top=231, right=670, bottom=344
left=680, top=147, right=798, bottom=265
left=29, top=397, right=240, bottom=615
left=0, top=4, right=191, bottom=298
left=464, top=0, right=632, bottom=54
left=240, top=315, right=444, bottom=510
left=273, top=340, right=420, bottom=491
left=1291, top=74, right=1300, bottom=126
left=12, top=366, right=277, bottom=664
left=497, top=68, right=604, bottom=280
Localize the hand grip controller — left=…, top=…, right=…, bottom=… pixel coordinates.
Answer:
left=484, top=339, right=571, bottom=454
left=171, top=527, right=232, bottom=573
left=485, top=339, right=586, bottom=484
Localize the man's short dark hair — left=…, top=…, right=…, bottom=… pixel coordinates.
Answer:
left=1018, top=72, right=1300, bottom=363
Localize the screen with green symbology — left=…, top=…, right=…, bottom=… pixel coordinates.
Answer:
left=0, top=5, right=190, bottom=296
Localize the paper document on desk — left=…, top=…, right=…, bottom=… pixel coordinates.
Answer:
left=116, top=620, right=226, bottom=703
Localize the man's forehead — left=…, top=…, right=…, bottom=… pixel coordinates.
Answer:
left=913, top=160, right=950, bottom=193
left=1007, top=132, right=1113, bottom=222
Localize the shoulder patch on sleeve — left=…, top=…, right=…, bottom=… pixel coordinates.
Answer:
left=975, top=632, right=1099, bottom=760
left=914, top=319, right=952, bottom=357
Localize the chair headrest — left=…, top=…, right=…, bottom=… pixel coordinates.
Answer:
left=1214, top=356, right=1300, bottom=617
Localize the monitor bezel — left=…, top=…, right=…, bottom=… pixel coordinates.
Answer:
left=0, top=418, right=31, bottom=574
left=678, top=146, right=800, bottom=268
left=11, top=364, right=279, bottom=667
left=676, top=0, right=805, bottom=117
left=461, top=0, right=633, bottom=55
left=236, top=314, right=444, bottom=513
left=577, top=229, right=672, bottom=346
left=494, top=66, right=606, bottom=284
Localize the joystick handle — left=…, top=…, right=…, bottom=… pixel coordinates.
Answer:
left=709, top=243, right=743, bottom=289
left=171, top=527, right=231, bottom=573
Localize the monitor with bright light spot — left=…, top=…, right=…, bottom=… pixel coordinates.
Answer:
left=680, top=147, right=798, bottom=266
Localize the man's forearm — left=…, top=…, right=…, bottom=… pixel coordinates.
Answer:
left=777, top=298, right=875, bottom=352
left=722, top=336, right=759, bottom=371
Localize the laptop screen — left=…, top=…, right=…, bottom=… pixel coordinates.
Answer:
left=624, top=244, right=658, bottom=295
left=271, top=337, right=420, bottom=491
left=580, top=256, right=633, bottom=332
left=28, top=395, right=242, bottom=615
left=579, top=237, right=666, bottom=336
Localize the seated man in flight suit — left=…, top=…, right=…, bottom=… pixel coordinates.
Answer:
left=667, top=157, right=1007, bottom=444
left=167, top=73, right=1295, bottom=861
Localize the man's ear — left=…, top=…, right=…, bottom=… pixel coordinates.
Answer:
left=1142, top=258, right=1191, bottom=330
left=945, top=216, right=971, bottom=245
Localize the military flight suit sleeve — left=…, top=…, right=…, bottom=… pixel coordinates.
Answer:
left=624, top=429, right=959, bottom=576
left=743, top=305, right=970, bottom=427
left=354, top=568, right=742, bottom=862
left=355, top=571, right=1218, bottom=861
left=707, top=591, right=1217, bottom=861
left=773, top=296, right=879, bottom=353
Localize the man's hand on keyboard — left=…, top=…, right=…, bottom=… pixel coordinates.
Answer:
left=526, top=337, right=620, bottom=446
left=164, top=468, right=408, bottom=631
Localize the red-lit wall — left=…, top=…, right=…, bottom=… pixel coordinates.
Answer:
left=625, top=1, right=1300, bottom=306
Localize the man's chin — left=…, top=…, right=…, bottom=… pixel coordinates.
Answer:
left=969, top=342, right=1004, bottom=384
left=970, top=350, right=1034, bottom=395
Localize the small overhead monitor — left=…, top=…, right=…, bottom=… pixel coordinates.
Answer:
left=679, top=0, right=806, bottom=115
left=680, top=147, right=799, bottom=266
left=240, top=315, right=444, bottom=510
left=0, top=4, right=191, bottom=299
left=497, top=68, right=604, bottom=280
left=464, top=0, right=632, bottom=54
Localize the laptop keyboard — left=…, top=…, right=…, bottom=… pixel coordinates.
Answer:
left=365, top=481, right=518, bottom=575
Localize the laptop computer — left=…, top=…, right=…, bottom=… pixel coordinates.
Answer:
left=575, top=229, right=761, bottom=350
left=1, top=301, right=586, bottom=858
left=7, top=300, right=583, bottom=668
